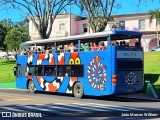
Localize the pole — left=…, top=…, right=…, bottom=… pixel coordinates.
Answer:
left=70, top=0, right=71, bottom=36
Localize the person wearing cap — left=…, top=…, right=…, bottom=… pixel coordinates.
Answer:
left=82, top=43, right=89, bottom=52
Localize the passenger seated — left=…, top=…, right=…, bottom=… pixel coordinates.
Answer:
left=101, top=42, right=106, bottom=50
left=122, top=41, right=126, bottom=46
left=28, top=47, right=31, bottom=54
left=65, top=45, right=70, bottom=52
left=46, top=47, right=50, bottom=54
left=45, top=69, right=52, bottom=76
left=116, top=42, right=119, bottom=46
left=135, top=42, right=139, bottom=46
left=50, top=45, right=54, bottom=53
left=60, top=45, right=64, bottom=53
left=37, top=48, right=41, bottom=54
left=41, top=68, right=44, bottom=76
left=82, top=43, right=89, bottom=51
left=23, top=49, right=27, bottom=55
left=98, top=42, right=103, bottom=50
left=74, top=44, right=78, bottom=52
left=80, top=43, right=84, bottom=51
left=41, top=48, right=45, bottom=54
left=91, top=42, right=97, bottom=51
left=70, top=43, right=74, bottom=52
left=120, top=41, right=123, bottom=46
left=65, top=73, right=68, bottom=77
left=31, top=47, right=36, bottom=54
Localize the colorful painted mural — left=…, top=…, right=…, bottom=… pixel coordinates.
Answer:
left=23, top=51, right=108, bottom=95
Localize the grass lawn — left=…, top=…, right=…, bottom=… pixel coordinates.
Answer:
left=0, top=59, right=16, bottom=83
left=144, top=51, right=160, bottom=98
left=144, top=52, right=160, bottom=85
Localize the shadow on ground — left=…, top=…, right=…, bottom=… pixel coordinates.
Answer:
left=144, top=74, right=160, bottom=84
left=31, top=91, right=160, bottom=102
left=0, top=104, right=159, bottom=119
left=0, top=59, right=16, bottom=66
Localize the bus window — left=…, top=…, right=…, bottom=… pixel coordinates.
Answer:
left=35, top=66, right=44, bottom=76
left=16, top=65, right=21, bottom=77
left=57, top=65, right=70, bottom=77
left=29, top=66, right=35, bottom=76
left=71, top=65, right=84, bottom=77
left=44, top=65, right=57, bottom=76
left=21, top=65, right=27, bottom=76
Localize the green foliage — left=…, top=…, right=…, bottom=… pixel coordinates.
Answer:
left=4, top=27, right=30, bottom=52
left=148, top=9, right=160, bottom=46
left=0, top=23, right=7, bottom=50
left=0, top=19, right=29, bottom=51
left=149, top=9, right=160, bottom=26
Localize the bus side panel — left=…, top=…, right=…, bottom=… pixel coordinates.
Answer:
left=33, top=76, right=44, bottom=91
left=16, top=78, right=22, bottom=88
left=109, top=46, right=116, bottom=95
left=57, top=77, right=70, bottom=93
left=78, top=50, right=112, bottom=96
left=33, top=75, right=70, bottom=93
left=16, top=55, right=28, bottom=89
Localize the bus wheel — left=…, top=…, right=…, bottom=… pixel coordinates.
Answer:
left=73, top=82, right=84, bottom=98
left=28, top=80, right=36, bottom=93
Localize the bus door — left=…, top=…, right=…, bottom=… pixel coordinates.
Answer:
left=15, top=64, right=27, bottom=88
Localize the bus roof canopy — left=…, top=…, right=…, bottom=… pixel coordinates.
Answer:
left=21, top=30, right=142, bottom=46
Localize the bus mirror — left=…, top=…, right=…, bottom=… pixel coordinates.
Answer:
left=13, top=67, right=17, bottom=76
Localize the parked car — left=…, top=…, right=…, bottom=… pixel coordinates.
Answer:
left=0, top=54, right=4, bottom=59
left=149, top=46, right=160, bottom=52
left=2, top=54, right=15, bottom=59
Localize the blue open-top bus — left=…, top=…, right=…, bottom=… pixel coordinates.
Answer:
left=14, top=30, right=143, bottom=98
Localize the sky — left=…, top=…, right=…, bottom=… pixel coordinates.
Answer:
left=0, top=0, right=160, bottom=22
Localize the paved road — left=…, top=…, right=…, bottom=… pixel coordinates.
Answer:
left=0, top=89, right=160, bottom=119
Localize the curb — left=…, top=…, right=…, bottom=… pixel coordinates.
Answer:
left=0, top=88, right=17, bottom=89
left=114, top=96, right=160, bottom=102
left=0, top=82, right=16, bottom=88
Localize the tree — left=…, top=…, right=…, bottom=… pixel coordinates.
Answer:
left=149, top=9, right=160, bottom=46
left=15, top=18, right=29, bottom=27
left=75, top=0, right=115, bottom=33
left=0, top=19, right=15, bottom=52
left=0, top=0, right=72, bottom=39
left=0, top=23, right=7, bottom=50
left=0, top=19, right=14, bottom=29
left=4, top=27, right=30, bottom=52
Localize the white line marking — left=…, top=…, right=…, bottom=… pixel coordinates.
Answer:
left=6, top=99, right=29, bottom=101
left=0, top=107, right=23, bottom=112
left=71, top=103, right=128, bottom=111
left=79, top=102, right=147, bottom=111
left=16, top=105, right=53, bottom=112
left=42, top=104, right=81, bottom=112
left=54, top=103, right=107, bottom=111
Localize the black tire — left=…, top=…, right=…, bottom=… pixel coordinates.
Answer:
left=73, top=82, right=84, bottom=98
left=28, top=80, right=36, bottom=93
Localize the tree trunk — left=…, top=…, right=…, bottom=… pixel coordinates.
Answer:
left=156, top=21, right=159, bottom=46
left=6, top=50, right=9, bottom=60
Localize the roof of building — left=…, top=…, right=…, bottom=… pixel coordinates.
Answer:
left=142, top=31, right=160, bottom=35
left=76, top=12, right=149, bottom=21
left=113, top=13, right=149, bottom=18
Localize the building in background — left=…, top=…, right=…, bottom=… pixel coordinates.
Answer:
left=29, top=13, right=160, bottom=52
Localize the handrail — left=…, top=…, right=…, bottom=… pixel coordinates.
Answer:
left=21, top=46, right=107, bottom=55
